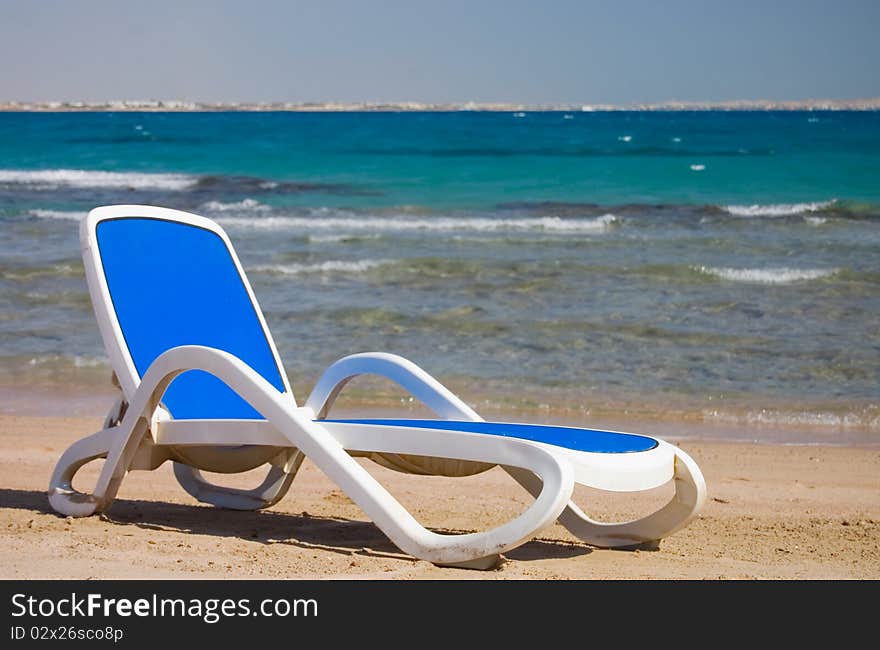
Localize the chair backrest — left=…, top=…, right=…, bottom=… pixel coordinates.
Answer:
left=81, top=205, right=292, bottom=420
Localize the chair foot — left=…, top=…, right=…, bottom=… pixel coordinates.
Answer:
left=48, top=488, right=101, bottom=518
left=47, top=426, right=120, bottom=517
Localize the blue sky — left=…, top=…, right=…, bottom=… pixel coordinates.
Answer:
left=1, top=0, right=877, bottom=103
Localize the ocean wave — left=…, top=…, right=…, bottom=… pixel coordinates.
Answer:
left=0, top=169, right=378, bottom=201
left=696, top=266, right=837, bottom=284
left=498, top=200, right=879, bottom=221
left=0, top=169, right=197, bottom=190
left=219, top=213, right=619, bottom=233
left=190, top=175, right=378, bottom=197
left=307, top=233, right=382, bottom=244
left=199, top=198, right=271, bottom=212
left=27, top=354, right=106, bottom=369
left=247, top=259, right=390, bottom=275
left=28, top=209, right=85, bottom=221
left=722, top=200, right=836, bottom=217
left=703, top=408, right=877, bottom=429
left=1, top=261, right=83, bottom=281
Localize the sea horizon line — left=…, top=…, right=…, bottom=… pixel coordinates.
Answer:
left=2, top=97, right=880, bottom=112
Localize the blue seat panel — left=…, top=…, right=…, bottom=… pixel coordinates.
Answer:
left=96, top=217, right=286, bottom=420
left=321, top=419, right=658, bottom=453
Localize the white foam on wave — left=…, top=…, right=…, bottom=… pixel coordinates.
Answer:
left=722, top=200, right=835, bottom=217
left=2, top=262, right=80, bottom=281
left=0, top=169, right=197, bottom=190
left=199, top=198, right=270, bottom=212
left=218, top=213, right=619, bottom=234
left=28, top=209, right=84, bottom=221
left=696, top=266, right=837, bottom=284
left=27, top=354, right=106, bottom=368
left=248, top=259, right=390, bottom=275
left=618, top=135, right=632, bottom=142
left=804, top=216, right=828, bottom=226
left=690, top=164, right=705, bottom=171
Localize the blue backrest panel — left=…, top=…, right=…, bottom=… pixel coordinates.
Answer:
left=96, top=217, right=285, bottom=419
left=322, top=419, right=659, bottom=453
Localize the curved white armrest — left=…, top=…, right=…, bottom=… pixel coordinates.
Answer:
left=306, top=352, right=482, bottom=421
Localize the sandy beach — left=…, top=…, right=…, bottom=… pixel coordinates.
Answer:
left=1, top=413, right=877, bottom=580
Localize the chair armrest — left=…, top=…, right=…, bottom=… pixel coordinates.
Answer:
left=305, top=352, right=482, bottom=421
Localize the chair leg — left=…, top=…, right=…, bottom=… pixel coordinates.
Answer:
left=48, top=389, right=133, bottom=517
left=172, top=453, right=302, bottom=511
left=504, top=447, right=707, bottom=548
left=47, top=418, right=148, bottom=517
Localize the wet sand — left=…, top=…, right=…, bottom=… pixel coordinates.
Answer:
left=1, top=414, right=878, bottom=579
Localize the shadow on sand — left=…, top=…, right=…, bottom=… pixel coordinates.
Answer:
left=1, top=487, right=592, bottom=565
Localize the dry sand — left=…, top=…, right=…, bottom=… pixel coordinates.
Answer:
left=1, top=414, right=877, bottom=579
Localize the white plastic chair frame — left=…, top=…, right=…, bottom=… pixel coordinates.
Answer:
left=48, top=205, right=707, bottom=569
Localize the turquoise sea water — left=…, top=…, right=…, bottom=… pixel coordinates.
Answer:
left=1, top=111, right=878, bottom=439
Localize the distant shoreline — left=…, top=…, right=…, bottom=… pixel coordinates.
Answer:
left=2, top=98, right=880, bottom=112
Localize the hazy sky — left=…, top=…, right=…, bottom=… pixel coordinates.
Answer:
left=2, top=0, right=878, bottom=104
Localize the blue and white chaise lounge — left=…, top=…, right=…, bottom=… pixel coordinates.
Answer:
left=48, top=205, right=706, bottom=569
